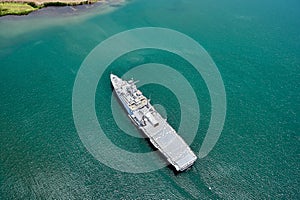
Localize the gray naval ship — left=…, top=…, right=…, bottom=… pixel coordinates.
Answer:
left=111, top=74, right=197, bottom=171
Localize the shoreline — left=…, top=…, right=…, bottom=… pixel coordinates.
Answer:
left=0, top=0, right=121, bottom=16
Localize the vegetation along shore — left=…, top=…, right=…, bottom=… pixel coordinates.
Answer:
left=0, top=0, right=115, bottom=16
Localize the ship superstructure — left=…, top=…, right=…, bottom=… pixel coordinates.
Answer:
left=110, top=74, right=197, bottom=171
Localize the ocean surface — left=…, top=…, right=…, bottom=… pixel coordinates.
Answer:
left=0, top=0, right=299, bottom=199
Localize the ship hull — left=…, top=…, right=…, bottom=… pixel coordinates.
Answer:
left=110, top=74, right=197, bottom=171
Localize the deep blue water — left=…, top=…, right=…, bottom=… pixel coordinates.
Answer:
left=0, top=0, right=299, bottom=199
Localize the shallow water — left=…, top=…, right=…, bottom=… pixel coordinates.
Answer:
left=0, top=0, right=299, bottom=199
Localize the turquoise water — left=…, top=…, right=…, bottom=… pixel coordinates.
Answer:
left=1, top=0, right=299, bottom=199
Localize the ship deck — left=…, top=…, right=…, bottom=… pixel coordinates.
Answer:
left=111, top=74, right=197, bottom=171
left=139, top=109, right=197, bottom=171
